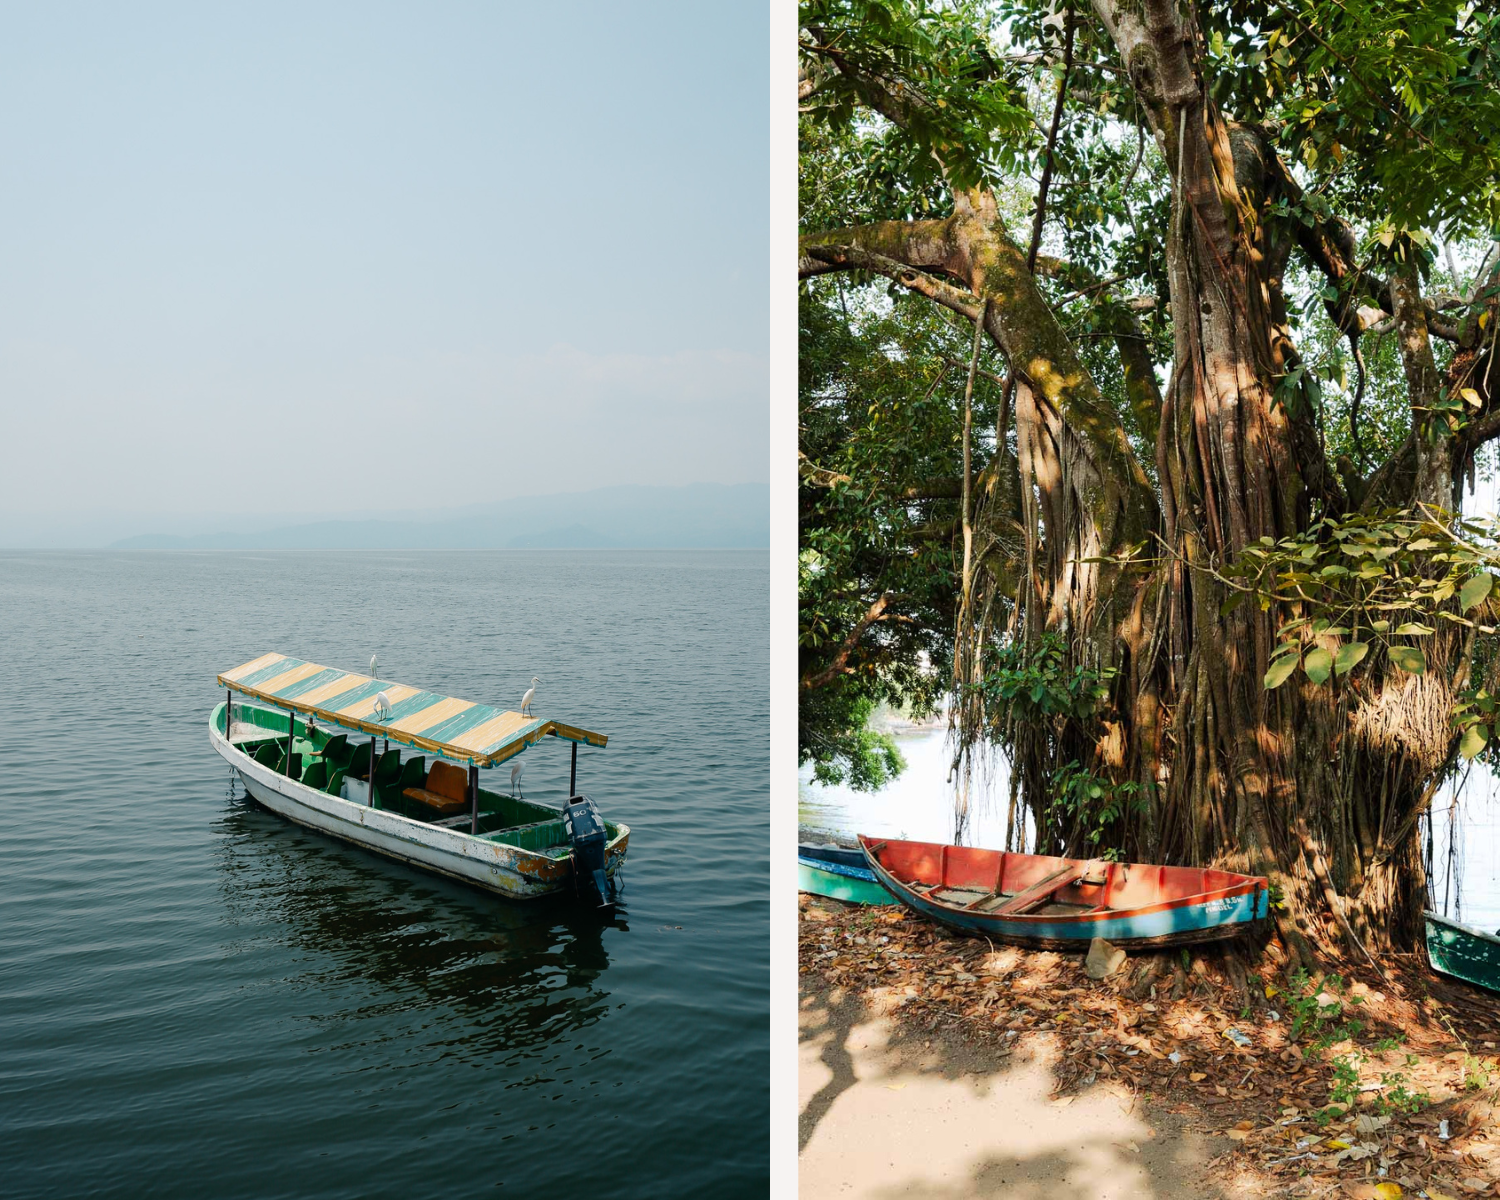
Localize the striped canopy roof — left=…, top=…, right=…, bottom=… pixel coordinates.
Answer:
left=218, top=653, right=607, bottom=767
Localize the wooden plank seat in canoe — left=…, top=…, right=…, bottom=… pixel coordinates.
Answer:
left=992, top=862, right=1091, bottom=915
left=402, top=759, right=470, bottom=816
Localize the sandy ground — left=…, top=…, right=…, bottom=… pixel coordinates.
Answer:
left=799, top=982, right=1239, bottom=1199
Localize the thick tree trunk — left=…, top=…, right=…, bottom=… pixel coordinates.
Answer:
left=1000, top=0, right=1467, bottom=955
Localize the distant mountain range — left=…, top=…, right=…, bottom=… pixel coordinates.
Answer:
left=100, top=482, right=768, bottom=550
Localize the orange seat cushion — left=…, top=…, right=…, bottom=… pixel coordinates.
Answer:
left=401, top=786, right=468, bottom=815
left=425, top=760, right=469, bottom=803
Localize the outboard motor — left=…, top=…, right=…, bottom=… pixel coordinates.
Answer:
left=562, top=794, right=613, bottom=910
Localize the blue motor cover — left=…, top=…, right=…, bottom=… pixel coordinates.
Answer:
left=562, top=795, right=612, bottom=909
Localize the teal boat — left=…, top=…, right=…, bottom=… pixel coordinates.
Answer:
left=798, top=843, right=894, bottom=905
left=1425, top=911, right=1500, bottom=996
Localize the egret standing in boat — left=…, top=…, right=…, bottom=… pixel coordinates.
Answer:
left=520, top=676, right=542, bottom=716
left=510, top=761, right=525, bottom=798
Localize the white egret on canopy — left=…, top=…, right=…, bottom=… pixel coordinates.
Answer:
left=520, top=676, right=542, bottom=716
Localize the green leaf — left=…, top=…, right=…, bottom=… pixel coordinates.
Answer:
left=1460, top=723, right=1488, bottom=760
left=1392, top=622, right=1434, bottom=636
left=1460, top=572, right=1493, bottom=611
left=1334, top=641, right=1369, bottom=676
left=1303, top=647, right=1333, bottom=685
left=1388, top=645, right=1426, bottom=674
left=1264, top=655, right=1299, bottom=690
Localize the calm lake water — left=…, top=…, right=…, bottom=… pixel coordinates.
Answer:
left=802, top=720, right=1500, bottom=932
left=0, top=550, right=767, bottom=1198
left=798, top=717, right=1011, bottom=849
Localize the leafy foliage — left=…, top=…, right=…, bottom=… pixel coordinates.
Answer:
left=800, top=0, right=1036, bottom=194
left=1215, top=509, right=1500, bottom=691
left=800, top=689, right=908, bottom=791
left=1048, top=760, right=1145, bottom=860
left=979, top=632, right=1116, bottom=720
left=798, top=288, right=982, bottom=787
left=1203, top=0, right=1500, bottom=233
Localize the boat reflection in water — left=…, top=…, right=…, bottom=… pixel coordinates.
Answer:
left=212, top=787, right=626, bottom=1066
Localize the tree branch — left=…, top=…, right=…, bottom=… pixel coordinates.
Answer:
left=801, top=243, right=986, bottom=322
left=799, top=218, right=958, bottom=281
left=800, top=593, right=894, bottom=692
left=798, top=452, right=851, bottom=489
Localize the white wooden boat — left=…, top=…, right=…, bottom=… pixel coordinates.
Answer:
left=211, top=653, right=628, bottom=907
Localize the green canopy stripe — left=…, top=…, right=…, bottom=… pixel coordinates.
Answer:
left=238, top=656, right=309, bottom=687
left=420, top=704, right=504, bottom=745
left=276, top=667, right=349, bottom=699
left=379, top=691, right=447, bottom=723
left=479, top=716, right=549, bottom=754
left=315, top=679, right=389, bottom=712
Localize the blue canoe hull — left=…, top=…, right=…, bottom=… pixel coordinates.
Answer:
left=798, top=842, right=869, bottom=871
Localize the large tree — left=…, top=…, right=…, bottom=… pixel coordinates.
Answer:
left=799, top=0, right=1500, bottom=959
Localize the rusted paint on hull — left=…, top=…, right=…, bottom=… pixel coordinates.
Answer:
left=210, top=718, right=627, bottom=901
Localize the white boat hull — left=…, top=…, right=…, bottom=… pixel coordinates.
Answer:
left=210, top=723, right=627, bottom=901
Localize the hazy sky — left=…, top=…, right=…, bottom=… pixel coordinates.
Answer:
left=0, top=2, right=768, bottom=526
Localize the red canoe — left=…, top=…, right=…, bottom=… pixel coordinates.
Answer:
left=859, top=836, right=1269, bottom=949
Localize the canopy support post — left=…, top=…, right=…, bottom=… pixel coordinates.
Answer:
left=369, top=737, right=376, bottom=806
left=225, top=688, right=232, bottom=741
left=284, top=710, right=295, bottom=776
left=570, top=742, right=577, bottom=797
left=469, top=764, right=479, bottom=835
